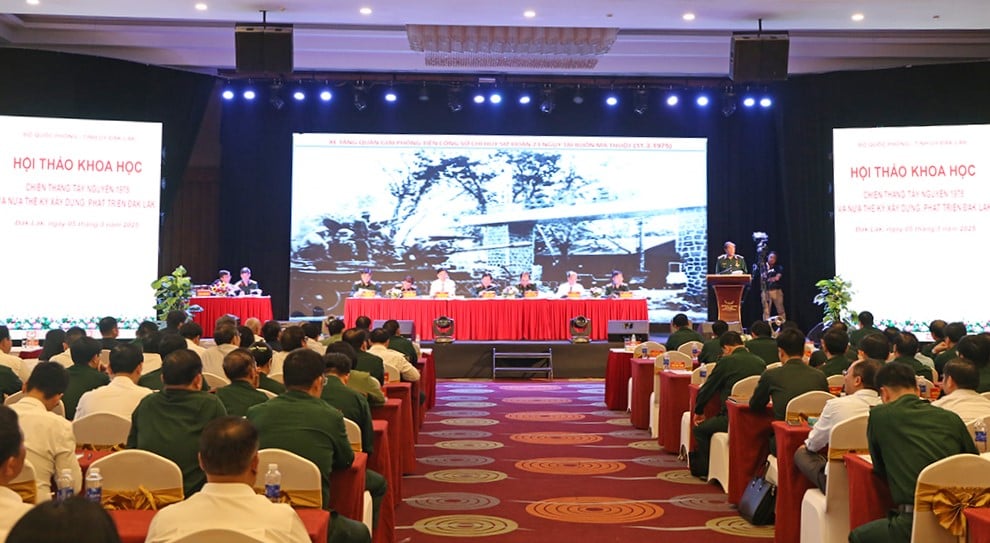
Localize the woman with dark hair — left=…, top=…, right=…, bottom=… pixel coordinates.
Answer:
left=38, top=329, right=66, bottom=362
left=237, top=326, right=255, bottom=350
left=7, top=496, right=121, bottom=543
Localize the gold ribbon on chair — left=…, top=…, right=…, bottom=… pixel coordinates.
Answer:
left=3, top=480, right=37, bottom=504
left=915, top=482, right=990, bottom=536
left=78, top=443, right=126, bottom=452
left=254, top=487, right=323, bottom=509
left=102, top=486, right=183, bottom=511
left=827, top=447, right=867, bottom=461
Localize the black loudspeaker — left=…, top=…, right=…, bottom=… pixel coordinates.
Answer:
left=730, top=32, right=789, bottom=82
left=371, top=319, right=415, bottom=338
left=607, top=320, right=650, bottom=342
left=235, top=24, right=294, bottom=74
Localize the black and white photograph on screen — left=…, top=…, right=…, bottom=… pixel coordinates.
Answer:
left=289, top=133, right=708, bottom=323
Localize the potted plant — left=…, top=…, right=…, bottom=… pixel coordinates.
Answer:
left=152, top=265, right=195, bottom=321
left=813, top=275, right=854, bottom=326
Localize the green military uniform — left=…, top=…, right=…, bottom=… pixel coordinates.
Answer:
left=321, top=375, right=374, bottom=454
left=63, top=365, right=111, bottom=419
left=890, top=356, right=934, bottom=382
left=808, top=348, right=855, bottom=369
left=745, top=336, right=779, bottom=365
left=849, top=395, right=977, bottom=543
left=0, top=365, right=22, bottom=396
left=978, top=364, right=990, bottom=394
left=715, top=254, right=747, bottom=274
left=665, top=327, right=704, bottom=353
left=347, top=370, right=385, bottom=407
left=849, top=325, right=882, bottom=350
left=698, top=338, right=723, bottom=364
left=387, top=335, right=418, bottom=364
left=749, top=359, right=829, bottom=454
left=258, top=372, right=286, bottom=395
left=820, top=355, right=852, bottom=377
left=934, top=346, right=958, bottom=375
left=320, top=333, right=343, bottom=346
left=604, top=283, right=629, bottom=297
left=139, top=369, right=210, bottom=392
left=215, top=380, right=269, bottom=417
left=691, top=347, right=766, bottom=475
left=351, top=281, right=381, bottom=295
left=127, top=388, right=227, bottom=496
left=356, top=351, right=385, bottom=384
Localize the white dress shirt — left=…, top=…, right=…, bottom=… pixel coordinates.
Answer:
left=804, top=388, right=881, bottom=452
left=73, top=376, right=154, bottom=420
left=185, top=339, right=207, bottom=356
left=368, top=344, right=421, bottom=381
left=50, top=350, right=73, bottom=368
left=270, top=350, right=288, bottom=376
left=145, top=482, right=310, bottom=543
left=932, top=389, right=990, bottom=422
left=429, top=278, right=457, bottom=296
left=307, top=340, right=327, bottom=355
left=0, top=486, right=33, bottom=541
left=914, top=352, right=935, bottom=370
left=9, top=396, right=82, bottom=500
left=200, top=344, right=238, bottom=377
left=0, top=351, right=30, bottom=382
left=555, top=282, right=586, bottom=297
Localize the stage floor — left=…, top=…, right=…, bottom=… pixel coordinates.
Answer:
left=425, top=340, right=621, bottom=379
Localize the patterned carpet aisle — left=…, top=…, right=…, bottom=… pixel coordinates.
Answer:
left=395, top=379, right=774, bottom=542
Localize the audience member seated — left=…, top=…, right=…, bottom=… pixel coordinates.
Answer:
left=128, top=349, right=228, bottom=496
left=179, top=322, right=207, bottom=356
left=237, top=325, right=256, bottom=351
left=261, top=320, right=283, bottom=352
left=698, top=320, right=729, bottom=364
left=931, top=358, right=990, bottom=421
left=249, top=343, right=286, bottom=395
left=326, top=343, right=385, bottom=407
left=689, top=331, right=765, bottom=477
left=246, top=349, right=377, bottom=541
left=367, top=328, right=419, bottom=382
left=163, top=310, right=188, bottom=335
left=470, top=272, right=499, bottom=297
left=9, top=362, right=80, bottom=501
left=849, top=362, right=977, bottom=543
left=818, top=328, right=853, bottom=377
left=74, top=343, right=153, bottom=420
left=244, top=317, right=264, bottom=344
left=0, top=325, right=30, bottom=382
left=7, top=496, right=121, bottom=543
left=0, top=336, right=22, bottom=396
left=383, top=319, right=417, bottom=363
left=0, top=406, right=33, bottom=538
left=808, top=322, right=852, bottom=368
left=744, top=320, right=778, bottom=364
left=857, top=332, right=890, bottom=363
left=201, top=324, right=241, bottom=377
left=934, top=321, right=967, bottom=374
left=272, top=326, right=307, bottom=375
left=849, top=311, right=881, bottom=350
left=321, top=353, right=375, bottom=454
left=794, top=359, right=883, bottom=491
left=665, top=313, right=704, bottom=353
left=129, top=321, right=159, bottom=353
left=145, top=416, right=311, bottom=543
left=97, top=317, right=121, bottom=351
left=138, top=334, right=193, bottom=391
left=956, top=334, right=990, bottom=393
left=216, top=348, right=270, bottom=417
left=62, top=337, right=111, bottom=420
left=38, top=329, right=67, bottom=363
left=50, top=327, right=86, bottom=368
left=921, top=319, right=947, bottom=360
left=322, top=318, right=346, bottom=346
left=354, top=316, right=372, bottom=332
left=342, top=329, right=385, bottom=385
left=889, top=331, right=934, bottom=380
left=303, top=322, right=326, bottom=355
left=554, top=270, right=585, bottom=298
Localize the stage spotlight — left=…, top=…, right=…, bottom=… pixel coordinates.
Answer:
left=384, top=89, right=398, bottom=102
left=320, top=90, right=332, bottom=102
left=696, top=95, right=710, bottom=107
left=572, top=87, right=584, bottom=105
left=418, top=85, right=430, bottom=102
left=489, top=93, right=502, bottom=104
left=633, top=89, right=649, bottom=115
left=448, top=86, right=464, bottom=112
left=605, top=94, right=618, bottom=106
left=760, top=97, right=773, bottom=108
left=518, top=93, right=532, bottom=105
left=353, top=86, right=368, bottom=111
left=242, top=89, right=256, bottom=100
left=539, top=87, right=555, bottom=114
left=742, top=96, right=756, bottom=107
left=473, top=94, right=485, bottom=104
left=721, top=92, right=737, bottom=117
left=293, top=90, right=305, bottom=101
left=666, top=94, right=679, bottom=106
left=221, top=89, right=234, bottom=100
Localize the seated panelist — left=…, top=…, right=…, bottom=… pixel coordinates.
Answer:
left=471, top=273, right=499, bottom=297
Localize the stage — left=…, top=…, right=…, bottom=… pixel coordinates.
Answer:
left=424, top=340, right=618, bottom=379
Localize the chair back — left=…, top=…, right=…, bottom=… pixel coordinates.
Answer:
left=3, top=391, right=24, bottom=406
left=170, top=529, right=268, bottom=543
left=827, top=374, right=845, bottom=395
left=982, top=391, right=990, bottom=401
left=730, top=375, right=761, bottom=398
left=141, top=353, right=162, bottom=375
left=4, top=458, right=38, bottom=504
left=677, top=341, right=705, bottom=356
left=690, top=363, right=716, bottom=385
left=52, top=400, right=65, bottom=418
left=765, top=362, right=783, bottom=370
left=636, top=341, right=665, bottom=358
left=665, top=351, right=693, bottom=370
left=202, top=372, right=231, bottom=389
left=267, top=373, right=284, bottom=384
left=912, top=454, right=990, bottom=543
left=256, top=448, right=322, bottom=507
left=785, top=391, right=834, bottom=421
left=824, top=415, right=868, bottom=512
left=343, top=418, right=363, bottom=452
left=90, top=450, right=184, bottom=493
left=99, top=349, right=111, bottom=370
left=384, top=364, right=400, bottom=384
left=916, top=376, right=935, bottom=393
left=73, top=412, right=131, bottom=448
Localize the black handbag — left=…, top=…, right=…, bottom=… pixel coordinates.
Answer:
left=738, top=461, right=776, bottom=525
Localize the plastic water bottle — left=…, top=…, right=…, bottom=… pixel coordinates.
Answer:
left=265, top=463, right=282, bottom=502
left=85, top=467, right=103, bottom=504
left=55, top=468, right=74, bottom=503
left=662, top=352, right=670, bottom=371
left=700, top=364, right=708, bottom=382
left=975, top=419, right=987, bottom=453
left=640, top=345, right=648, bottom=359
left=919, top=381, right=928, bottom=398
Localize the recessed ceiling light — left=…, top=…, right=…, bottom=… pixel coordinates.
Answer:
left=851, top=13, right=865, bottom=22
left=682, top=13, right=696, bottom=21
left=194, top=2, right=207, bottom=10
left=26, top=0, right=40, bottom=5
left=359, top=7, right=372, bottom=15
left=523, top=10, right=536, bottom=18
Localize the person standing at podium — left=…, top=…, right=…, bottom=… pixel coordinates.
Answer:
left=715, top=241, right=746, bottom=274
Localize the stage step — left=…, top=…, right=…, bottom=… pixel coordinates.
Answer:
left=492, top=348, right=553, bottom=380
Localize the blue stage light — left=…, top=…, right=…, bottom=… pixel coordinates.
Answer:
left=320, top=90, right=332, bottom=102
left=760, top=97, right=773, bottom=108
left=605, top=95, right=618, bottom=106
left=243, top=89, right=256, bottom=100
left=221, top=89, right=234, bottom=100
left=696, top=95, right=709, bottom=107
left=489, top=93, right=502, bottom=104
left=666, top=95, right=679, bottom=106
left=473, top=94, right=485, bottom=104
left=519, top=94, right=531, bottom=105
left=293, top=91, right=305, bottom=101
left=385, top=90, right=397, bottom=102
left=742, top=97, right=756, bottom=107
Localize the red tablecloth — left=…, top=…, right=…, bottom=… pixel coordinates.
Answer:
left=329, top=451, right=368, bottom=522
left=630, top=358, right=654, bottom=429
left=110, top=507, right=329, bottom=543
left=372, top=399, right=406, bottom=490
left=370, top=420, right=395, bottom=543
left=191, top=296, right=274, bottom=337
left=420, top=350, right=437, bottom=410
left=773, top=421, right=814, bottom=543
left=686, top=383, right=723, bottom=452
left=964, top=508, right=990, bottom=542
left=844, top=453, right=894, bottom=531
left=605, top=350, right=633, bottom=410
left=659, top=371, right=692, bottom=453
left=15, top=347, right=42, bottom=359
left=726, top=401, right=774, bottom=504
left=344, top=297, right=648, bottom=341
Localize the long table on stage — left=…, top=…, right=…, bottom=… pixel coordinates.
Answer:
left=191, top=296, right=273, bottom=337
left=344, top=297, right=647, bottom=341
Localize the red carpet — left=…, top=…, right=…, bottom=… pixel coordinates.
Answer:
left=395, top=379, right=774, bottom=542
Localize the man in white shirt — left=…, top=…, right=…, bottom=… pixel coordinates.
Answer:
left=794, top=359, right=883, bottom=492
left=74, top=343, right=153, bottom=420
left=244, top=318, right=265, bottom=345
left=0, top=405, right=34, bottom=540
left=270, top=326, right=308, bottom=376
left=145, top=416, right=311, bottom=543
left=932, top=358, right=990, bottom=421
left=367, top=328, right=420, bottom=382
left=303, top=322, right=326, bottom=355
left=201, top=325, right=240, bottom=377
left=9, top=362, right=82, bottom=501
left=428, top=268, right=457, bottom=297
left=555, top=270, right=586, bottom=297
left=0, top=326, right=30, bottom=382
left=49, top=326, right=86, bottom=369
left=180, top=322, right=208, bottom=356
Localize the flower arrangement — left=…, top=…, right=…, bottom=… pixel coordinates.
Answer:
left=386, top=287, right=403, bottom=299
left=209, top=282, right=232, bottom=296
left=589, top=287, right=605, bottom=299
left=502, top=285, right=519, bottom=298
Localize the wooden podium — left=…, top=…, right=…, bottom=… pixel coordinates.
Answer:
left=706, top=274, right=751, bottom=323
